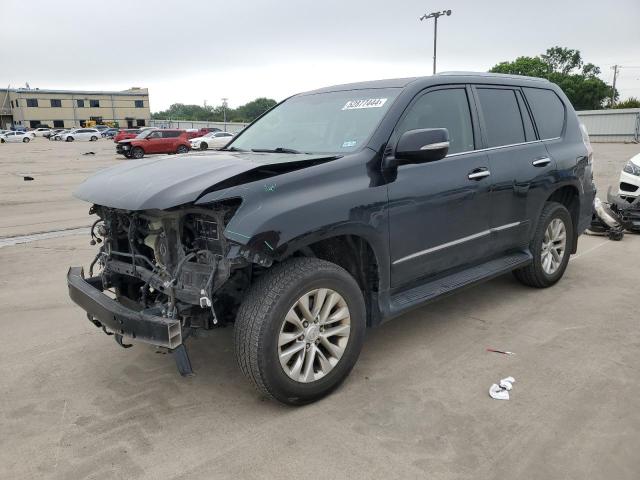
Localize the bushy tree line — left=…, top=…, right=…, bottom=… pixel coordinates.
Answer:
left=490, top=47, right=616, bottom=110
left=152, top=97, right=278, bottom=122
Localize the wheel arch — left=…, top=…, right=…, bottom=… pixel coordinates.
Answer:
left=288, top=234, right=383, bottom=327
left=543, top=184, right=581, bottom=253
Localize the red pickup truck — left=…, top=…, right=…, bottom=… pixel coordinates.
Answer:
left=116, top=129, right=191, bottom=159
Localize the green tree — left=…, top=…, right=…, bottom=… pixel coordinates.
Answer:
left=489, top=46, right=615, bottom=110
left=235, top=97, right=278, bottom=121
left=614, top=97, right=640, bottom=109
left=152, top=97, right=277, bottom=122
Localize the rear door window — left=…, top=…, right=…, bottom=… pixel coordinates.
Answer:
left=396, top=88, right=475, bottom=154
left=476, top=88, right=525, bottom=148
left=522, top=87, right=565, bottom=139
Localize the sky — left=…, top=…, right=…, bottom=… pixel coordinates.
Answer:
left=1, top=0, right=639, bottom=111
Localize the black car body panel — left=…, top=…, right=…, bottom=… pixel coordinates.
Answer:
left=68, top=72, right=595, bottom=350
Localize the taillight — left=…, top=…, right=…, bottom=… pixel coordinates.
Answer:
left=579, top=123, right=593, bottom=164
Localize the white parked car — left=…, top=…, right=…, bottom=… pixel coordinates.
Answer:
left=61, top=128, right=101, bottom=142
left=190, top=131, right=234, bottom=150
left=31, top=127, right=52, bottom=137
left=0, top=131, right=36, bottom=143
left=619, top=152, right=640, bottom=200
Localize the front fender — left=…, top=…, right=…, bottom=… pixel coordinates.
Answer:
left=196, top=151, right=391, bottom=290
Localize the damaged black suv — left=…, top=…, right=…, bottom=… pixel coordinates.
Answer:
left=68, top=73, right=595, bottom=404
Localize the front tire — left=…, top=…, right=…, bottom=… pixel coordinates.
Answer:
left=176, top=145, right=189, bottom=154
left=131, top=147, right=144, bottom=159
left=234, top=258, right=366, bottom=405
left=66, top=136, right=74, bottom=142
left=23, top=137, right=30, bottom=143
left=90, top=136, right=98, bottom=141
left=200, top=142, right=208, bottom=150
left=514, top=201, right=573, bottom=288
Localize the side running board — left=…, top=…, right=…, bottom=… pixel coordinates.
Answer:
left=389, top=251, right=532, bottom=315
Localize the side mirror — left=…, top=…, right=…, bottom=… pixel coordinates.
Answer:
left=395, top=128, right=450, bottom=164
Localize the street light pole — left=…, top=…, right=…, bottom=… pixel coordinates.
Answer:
left=420, top=9, right=452, bottom=75
left=221, top=97, right=228, bottom=132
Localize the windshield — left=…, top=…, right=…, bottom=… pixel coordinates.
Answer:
left=229, top=88, right=400, bottom=154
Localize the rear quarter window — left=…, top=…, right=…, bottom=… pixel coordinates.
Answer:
left=522, top=87, right=565, bottom=139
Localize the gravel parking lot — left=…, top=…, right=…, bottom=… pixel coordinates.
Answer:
left=1, top=139, right=639, bottom=479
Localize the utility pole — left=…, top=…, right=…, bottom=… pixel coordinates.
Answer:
left=610, top=65, right=619, bottom=108
left=419, top=9, right=452, bottom=75
left=221, top=98, right=228, bottom=132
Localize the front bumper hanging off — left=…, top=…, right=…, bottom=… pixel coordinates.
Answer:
left=66, top=266, right=182, bottom=349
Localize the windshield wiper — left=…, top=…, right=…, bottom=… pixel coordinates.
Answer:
left=223, top=146, right=247, bottom=152
left=251, top=147, right=303, bottom=154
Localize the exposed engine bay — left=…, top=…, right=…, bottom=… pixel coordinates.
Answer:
left=88, top=202, right=250, bottom=331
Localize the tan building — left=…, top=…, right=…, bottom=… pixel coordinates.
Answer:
left=0, top=87, right=150, bottom=129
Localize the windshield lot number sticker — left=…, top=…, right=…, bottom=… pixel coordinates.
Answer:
left=342, top=98, right=387, bottom=110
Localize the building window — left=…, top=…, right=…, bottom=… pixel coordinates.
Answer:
left=135, top=100, right=144, bottom=108
left=26, top=98, right=38, bottom=107
left=89, top=99, right=100, bottom=108
left=15, top=99, right=19, bottom=107
left=29, top=120, right=41, bottom=128
left=10, top=100, right=13, bottom=108
left=136, top=119, right=146, bottom=127
left=77, top=99, right=85, bottom=107
left=50, top=99, right=62, bottom=107
left=53, top=120, right=64, bottom=128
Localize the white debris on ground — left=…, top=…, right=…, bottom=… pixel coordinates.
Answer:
left=489, top=377, right=516, bottom=400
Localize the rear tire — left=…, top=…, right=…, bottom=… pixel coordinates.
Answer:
left=23, top=137, right=30, bottom=143
left=513, top=201, right=573, bottom=288
left=90, top=136, right=98, bottom=141
left=176, top=145, right=189, bottom=154
left=234, top=257, right=366, bottom=405
left=131, top=147, right=144, bottom=159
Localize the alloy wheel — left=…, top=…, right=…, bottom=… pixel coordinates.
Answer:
left=541, top=218, right=566, bottom=275
left=278, top=288, right=351, bottom=383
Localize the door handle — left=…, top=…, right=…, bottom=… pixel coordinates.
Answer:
left=468, top=168, right=491, bottom=180
left=532, top=157, right=551, bottom=167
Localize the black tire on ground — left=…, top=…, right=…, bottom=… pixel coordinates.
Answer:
left=23, top=137, right=30, bottom=143
left=131, top=147, right=144, bottom=159
left=608, top=230, right=624, bottom=241
left=176, top=145, right=189, bottom=154
left=234, top=257, right=366, bottom=405
left=90, top=136, right=98, bottom=141
left=66, top=136, right=74, bottom=142
left=513, top=201, right=573, bottom=288
left=1, top=138, right=5, bottom=143
left=200, top=142, right=208, bottom=150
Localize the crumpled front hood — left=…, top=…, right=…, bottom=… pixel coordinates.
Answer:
left=73, top=150, right=338, bottom=211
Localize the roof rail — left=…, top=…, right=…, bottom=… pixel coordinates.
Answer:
left=436, top=71, right=550, bottom=82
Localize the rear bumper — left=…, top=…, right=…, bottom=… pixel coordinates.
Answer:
left=67, top=267, right=182, bottom=348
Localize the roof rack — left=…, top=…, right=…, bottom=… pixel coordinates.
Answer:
left=436, top=71, right=549, bottom=82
